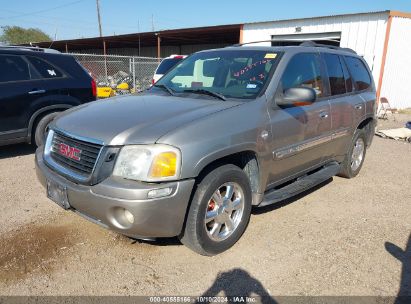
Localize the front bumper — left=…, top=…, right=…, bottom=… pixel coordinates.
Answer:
left=35, top=147, right=195, bottom=238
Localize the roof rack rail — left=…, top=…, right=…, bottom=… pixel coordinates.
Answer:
left=231, top=39, right=357, bottom=54
left=231, top=39, right=305, bottom=47
left=0, top=44, right=61, bottom=54
left=299, top=41, right=357, bottom=54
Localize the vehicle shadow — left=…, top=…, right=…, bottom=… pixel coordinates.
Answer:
left=252, top=178, right=333, bottom=215
left=198, top=268, right=277, bottom=303
left=130, top=236, right=182, bottom=247
left=0, top=143, right=36, bottom=159
left=385, top=233, right=411, bottom=303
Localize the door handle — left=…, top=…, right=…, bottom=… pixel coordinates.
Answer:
left=355, top=104, right=363, bottom=110
left=319, top=112, right=329, bottom=119
left=28, top=89, right=46, bottom=95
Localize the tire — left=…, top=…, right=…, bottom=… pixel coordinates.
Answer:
left=338, top=129, right=367, bottom=179
left=33, top=112, right=59, bottom=147
left=180, top=164, right=252, bottom=256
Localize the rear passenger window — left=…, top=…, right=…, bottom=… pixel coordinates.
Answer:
left=344, top=57, right=371, bottom=91
left=27, top=56, right=63, bottom=79
left=324, top=53, right=346, bottom=96
left=281, top=53, right=324, bottom=97
left=0, top=55, right=30, bottom=82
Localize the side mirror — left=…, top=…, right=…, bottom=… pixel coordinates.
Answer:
left=276, top=87, right=316, bottom=106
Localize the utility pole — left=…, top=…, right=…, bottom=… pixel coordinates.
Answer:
left=151, top=14, right=154, bottom=32
left=96, top=0, right=103, bottom=37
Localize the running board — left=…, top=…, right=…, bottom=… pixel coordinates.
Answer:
left=258, top=162, right=340, bottom=207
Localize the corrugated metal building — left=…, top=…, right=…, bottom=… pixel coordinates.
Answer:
left=241, top=10, right=411, bottom=109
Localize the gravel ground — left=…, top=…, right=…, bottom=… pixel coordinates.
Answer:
left=0, top=115, right=410, bottom=297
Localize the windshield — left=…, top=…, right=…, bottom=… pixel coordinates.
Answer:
left=155, top=49, right=280, bottom=99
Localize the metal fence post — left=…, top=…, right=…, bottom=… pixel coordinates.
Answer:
left=132, top=57, right=136, bottom=91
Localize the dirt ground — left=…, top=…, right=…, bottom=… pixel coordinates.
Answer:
left=0, top=115, right=410, bottom=297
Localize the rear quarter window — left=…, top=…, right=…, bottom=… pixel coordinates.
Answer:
left=27, top=56, right=64, bottom=79
left=156, top=58, right=183, bottom=74
left=344, top=56, right=371, bottom=91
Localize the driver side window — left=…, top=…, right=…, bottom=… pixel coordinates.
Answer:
left=281, top=53, right=324, bottom=98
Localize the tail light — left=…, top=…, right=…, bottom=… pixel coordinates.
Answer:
left=152, top=78, right=155, bottom=85
left=91, top=79, right=97, bottom=97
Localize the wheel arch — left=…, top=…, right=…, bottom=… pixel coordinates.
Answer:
left=27, top=104, right=72, bottom=140
left=356, top=116, right=376, bottom=147
left=193, top=149, right=262, bottom=206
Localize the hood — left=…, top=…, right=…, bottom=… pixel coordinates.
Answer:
left=52, top=93, right=241, bottom=145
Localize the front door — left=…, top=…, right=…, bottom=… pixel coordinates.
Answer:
left=267, top=52, right=332, bottom=187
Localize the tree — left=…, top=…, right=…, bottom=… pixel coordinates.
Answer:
left=0, top=26, right=51, bottom=45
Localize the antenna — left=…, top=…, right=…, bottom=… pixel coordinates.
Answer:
left=48, top=26, right=58, bottom=49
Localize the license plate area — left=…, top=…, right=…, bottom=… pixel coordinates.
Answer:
left=47, top=180, right=70, bottom=210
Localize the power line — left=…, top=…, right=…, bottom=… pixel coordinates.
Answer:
left=0, top=0, right=87, bottom=20
left=0, top=8, right=140, bottom=32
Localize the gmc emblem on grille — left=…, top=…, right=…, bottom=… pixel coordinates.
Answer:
left=58, top=143, right=81, bottom=161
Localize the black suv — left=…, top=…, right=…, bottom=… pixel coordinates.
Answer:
left=0, top=46, right=96, bottom=147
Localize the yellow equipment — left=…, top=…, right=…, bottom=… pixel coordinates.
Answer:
left=97, top=87, right=115, bottom=98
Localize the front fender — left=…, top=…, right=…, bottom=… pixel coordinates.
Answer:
left=157, top=97, right=272, bottom=193
left=193, top=142, right=258, bottom=176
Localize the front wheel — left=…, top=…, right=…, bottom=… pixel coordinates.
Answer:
left=338, top=129, right=367, bottom=178
left=180, top=164, right=252, bottom=256
left=33, top=112, right=59, bottom=147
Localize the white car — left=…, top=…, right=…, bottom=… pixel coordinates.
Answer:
left=152, top=55, right=186, bottom=84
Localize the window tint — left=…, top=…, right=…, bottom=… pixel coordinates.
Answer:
left=27, top=56, right=63, bottom=79
left=324, top=53, right=346, bottom=95
left=340, top=56, right=353, bottom=93
left=344, top=56, right=371, bottom=91
left=156, top=58, right=183, bottom=74
left=0, top=55, right=30, bottom=82
left=281, top=53, right=324, bottom=97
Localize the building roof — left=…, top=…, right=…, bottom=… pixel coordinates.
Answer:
left=33, top=24, right=242, bottom=51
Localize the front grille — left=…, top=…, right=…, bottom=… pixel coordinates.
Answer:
left=50, top=131, right=102, bottom=176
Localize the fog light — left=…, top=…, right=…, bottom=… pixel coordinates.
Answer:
left=147, top=187, right=173, bottom=199
left=124, top=209, right=134, bottom=224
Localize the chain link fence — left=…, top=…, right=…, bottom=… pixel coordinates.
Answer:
left=71, top=53, right=160, bottom=93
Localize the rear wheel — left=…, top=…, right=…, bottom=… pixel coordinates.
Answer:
left=338, top=129, right=367, bottom=178
left=180, top=164, right=252, bottom=256
left=33, top=112, right=59, bottom=147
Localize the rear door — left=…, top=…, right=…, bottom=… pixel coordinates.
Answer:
left=267, top=52, right=332, bottom=186
left=321, top=52, right=355, bottom=159
left=343, top=56, right=372, bottom=125
left=324, top=54, right=370, bottom=159
left=0, top=54, right=35, bottom=140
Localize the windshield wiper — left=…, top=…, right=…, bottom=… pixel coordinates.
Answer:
left=154, top=84, right=175, bottom=96
left=183, top=89, right=227, bottom=101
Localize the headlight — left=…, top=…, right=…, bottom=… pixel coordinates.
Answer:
left=112, top=144, right=181, bottom=182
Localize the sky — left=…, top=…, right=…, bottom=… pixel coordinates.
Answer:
left=0, top=0, right=411, bottom=40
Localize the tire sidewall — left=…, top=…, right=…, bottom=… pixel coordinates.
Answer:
left=34, top=112, right=59, bottom=146
left=346, top=129, right=367, bottom=177
left=193, top=166, right=252, bottom=255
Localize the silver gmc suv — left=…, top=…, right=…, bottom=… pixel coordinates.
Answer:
left=36, top=42, right=376, bottom=255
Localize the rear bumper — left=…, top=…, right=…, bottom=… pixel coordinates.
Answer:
left=35, top=148, right=195, bottom=238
